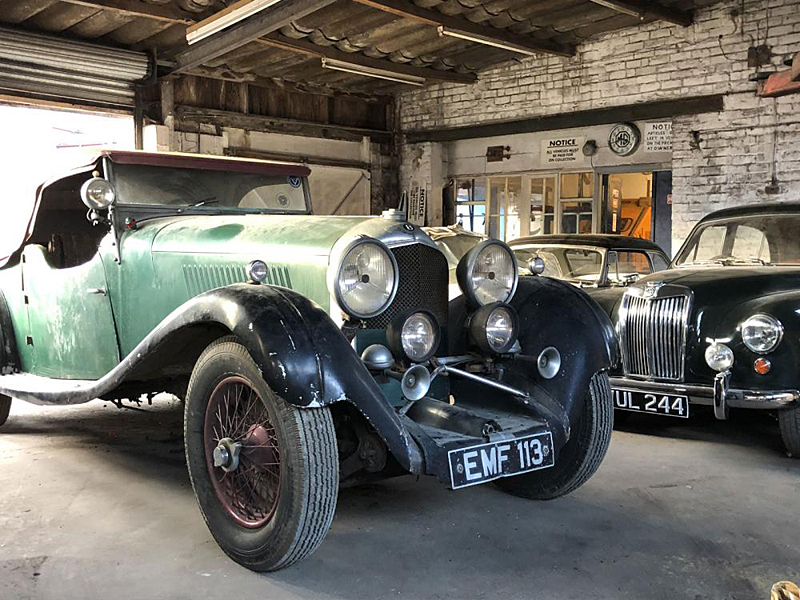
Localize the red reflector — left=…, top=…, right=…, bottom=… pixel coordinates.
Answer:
left=754, top=357, right=772, bottom=375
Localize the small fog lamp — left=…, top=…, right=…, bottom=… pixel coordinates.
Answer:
left=469, top=302, right=519, bottom=354
left=387, top=310, right=440, bottom=363
left=705, top=343, right=734, bottom=372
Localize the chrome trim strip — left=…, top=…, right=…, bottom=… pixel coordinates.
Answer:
left=609, top=377, right=799, bottom=410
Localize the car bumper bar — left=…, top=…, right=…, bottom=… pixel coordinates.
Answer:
left=609, top=376, right=799, bottom=420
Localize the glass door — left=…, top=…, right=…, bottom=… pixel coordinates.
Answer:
left=529, top=176, right=556, bottom=236
left=455, top=178, right=487, bottom=235
left=488, top=176, right=522, bottom=241
left=559, top=172, right=594, bottom=234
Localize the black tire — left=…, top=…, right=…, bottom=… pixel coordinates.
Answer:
left=0, top=394, right=9, bottom=427
left=184, top=336, right=339, bottom=571
left=778, top=406, right=800, bottom=458
left=497, top=372, right=613, bottom=500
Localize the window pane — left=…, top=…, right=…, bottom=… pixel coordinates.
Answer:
left=531, top=177, right=555, bottom=236
left=731, top=225, right=770, bottom=262
left=560, top=172, right=593, bottom=199
left=652, top=254, right=669, bottom=271
left=693, top=225, right=726, bottom=261
left=562, top=201, right=593, bottom=234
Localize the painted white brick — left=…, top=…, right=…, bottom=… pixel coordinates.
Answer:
left=398, top=0, right=800, bottom=247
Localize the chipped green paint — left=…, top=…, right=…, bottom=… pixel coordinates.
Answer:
left=1, top=211, right=382, bottom=379
left=0, top=244, right=120, bottom=379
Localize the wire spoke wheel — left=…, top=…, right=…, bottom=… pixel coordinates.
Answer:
left=203, top=376, right=282, bottom=528
left=186, top=336, right=338, bottom=571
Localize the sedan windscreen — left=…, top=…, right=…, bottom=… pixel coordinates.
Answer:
left=513, top=245, right=604, bottom=284
left=112, top=164, right=308, bottom=213
left=675, top=214, right=800, bottom=266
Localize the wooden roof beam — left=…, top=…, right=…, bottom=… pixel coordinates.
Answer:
left=588, top=0, right=693, bottom=27
left=259, top=33, right=477, bottom=84
left=352, top=0, right=575, bottom=58
left=170, top=0, right=337, bottom=74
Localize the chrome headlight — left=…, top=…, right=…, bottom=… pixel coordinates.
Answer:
left=741, top=314, right=783, bottom=354
left=705, top=343, right=734, bottom=372
left=388, top=310, right=440, bottom=363
left=333, top=238, right=398, bottom=319
left=456, top=240, right=518, bottom=306
left=469, top=303, right=519, bottom=354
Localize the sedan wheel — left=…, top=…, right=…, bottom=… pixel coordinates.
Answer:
left=0, top=394, right=9, bottom=427
left=778, top=406, right=800, bottom=458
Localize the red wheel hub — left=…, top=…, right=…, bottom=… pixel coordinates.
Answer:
left=203, top=376, right=281, bottom=528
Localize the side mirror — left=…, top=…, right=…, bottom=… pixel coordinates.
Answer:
left=528, top=256, right=546, bottom=275
left=80, top=177, right=116, bottom=211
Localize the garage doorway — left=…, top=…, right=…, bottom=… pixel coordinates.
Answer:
left=600, top=170, right=673, bottom=254
left=0, top=103, right=133, bottom=245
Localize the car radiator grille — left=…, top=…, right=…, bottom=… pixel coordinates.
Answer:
left=363, top=243, right=448, bottom=330
left=619, top=294, right=689, bottom=381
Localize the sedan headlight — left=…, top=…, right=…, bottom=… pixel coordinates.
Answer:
left=388, top=310, right=440, bottom=363
left=456, top=240, right=518, bottom=306
left=741, top=314, right=783, bottom=354
left=469, top=303, right=519, bottom=354
left=333, top=238, right=398, bottom=319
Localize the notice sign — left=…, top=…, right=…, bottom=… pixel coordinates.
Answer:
left=408, top=185, right=427, bottom=226
left=541, top=137, right=585, bottom=166
left=644, top=122, right=672, bottom=153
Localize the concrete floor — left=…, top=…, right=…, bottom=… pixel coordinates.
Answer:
left=1, top=399, right=798, bottom=600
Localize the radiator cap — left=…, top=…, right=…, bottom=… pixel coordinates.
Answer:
left=381, top=208, right=407, bottom=221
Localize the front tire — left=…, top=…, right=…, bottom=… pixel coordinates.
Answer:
left=0, top=394, right=9, bottom=427
left=778, top=406, right=800, bottom=458
left=497, top=372, right=613, bottom=500
left=184, top=336, right=339, bottom=571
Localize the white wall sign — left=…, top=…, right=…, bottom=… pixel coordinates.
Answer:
left=644, top=122, right=673, bottom=153
left=408, top=185, right=427, bottom=225
left=541, top=136, right=585, bottom=166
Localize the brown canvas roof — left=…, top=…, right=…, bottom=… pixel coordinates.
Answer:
left=0, top=150, right=311, bottom=267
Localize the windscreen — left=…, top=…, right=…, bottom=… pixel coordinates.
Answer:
left=112, top=163, right=308, bottom=213
left=674, top=214, right=800, bottom=267
left=513, top=245, right=605, bottom=284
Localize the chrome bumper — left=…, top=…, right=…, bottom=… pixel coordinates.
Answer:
left=609, top=375, right=800, bottom=420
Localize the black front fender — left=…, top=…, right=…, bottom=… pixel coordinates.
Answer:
left=505, top=276, right=617, bottom=439
left=0, top=283, right=423, bottom=474
left=171, top=284, right=424, bottom=474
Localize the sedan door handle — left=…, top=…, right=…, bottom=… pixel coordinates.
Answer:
left=87, top=287, right=107, bottom=296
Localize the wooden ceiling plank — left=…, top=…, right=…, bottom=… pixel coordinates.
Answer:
left=587, top=0, right=692, bottom=27
left=259, top=33, right=477, bottom=83
left=171, top=0, right=337, bottom=73
left=352, top=0, right=575, bottom=57
left=58, top=0, right=201, bottom=23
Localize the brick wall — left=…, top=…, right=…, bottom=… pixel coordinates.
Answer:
left=398, top=0, right=800, bottom=248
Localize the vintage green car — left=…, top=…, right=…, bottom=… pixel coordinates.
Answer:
left=0, top=151, right=616, bottom=571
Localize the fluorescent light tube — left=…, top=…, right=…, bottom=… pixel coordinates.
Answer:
left=321, top=57, right=425, bottom=86
left=437, top=25, right=539, bottom=56
left=186, top=0, right=284, bottom=45
left=586, top=1, right=644, bottom=19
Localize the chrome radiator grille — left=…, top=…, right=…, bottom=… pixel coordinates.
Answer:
left=619, top=294, right=690, bottom=381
